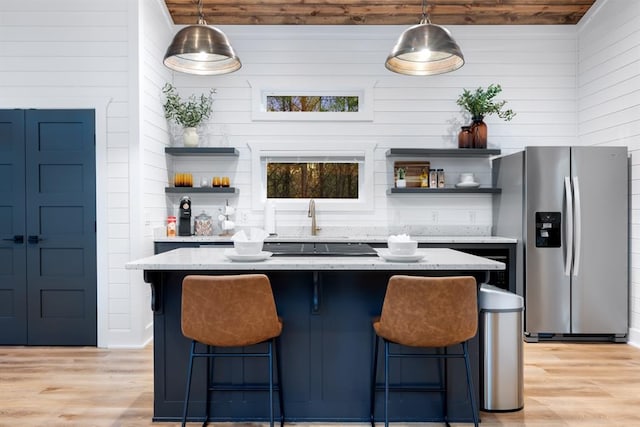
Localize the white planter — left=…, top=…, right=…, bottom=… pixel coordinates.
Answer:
left=396, top=178, right=406, bottom=188
left=183, top=127, right=199, bottom=147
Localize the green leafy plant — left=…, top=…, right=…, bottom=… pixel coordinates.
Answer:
left=396, top=167, right=406, bottom=180
left=456, top=84, right=516, bottom=121
left=162, top=83, right=215, bottom=128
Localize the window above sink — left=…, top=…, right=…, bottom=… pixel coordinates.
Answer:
left=248, top=140, right=376, bottom=212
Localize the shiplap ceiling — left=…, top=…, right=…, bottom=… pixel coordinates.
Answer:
left=164, top=0, right=596, bottom=25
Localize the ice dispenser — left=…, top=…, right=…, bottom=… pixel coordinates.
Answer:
left=535, top=212, right=561, bottom=248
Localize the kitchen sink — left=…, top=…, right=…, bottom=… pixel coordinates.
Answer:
left=264, top=242, right=378, bottom=256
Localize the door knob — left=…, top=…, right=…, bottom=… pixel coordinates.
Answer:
left=28, top=235, right=43, bottom=244
left=2, top=235, right=24, bottom=244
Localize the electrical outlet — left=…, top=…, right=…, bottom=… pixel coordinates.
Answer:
left=431, top=212, right=439, bottom=223
left=238, top=210, right=249, bottom=224
left=469, top=212, right=477, bottom=224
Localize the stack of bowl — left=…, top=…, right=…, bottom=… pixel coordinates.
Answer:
left=387, top=238, right=418, bottom=255
left=233, top=240, right=264, bottom=255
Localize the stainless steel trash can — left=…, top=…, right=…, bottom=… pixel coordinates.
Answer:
left=479, top=284, right=524, bottom=412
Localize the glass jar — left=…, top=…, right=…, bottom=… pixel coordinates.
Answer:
left=437, top=169, right=445, bottom=188
left=429, top=169, right=438, bottom=188
left=194, top=211, right=214, bottom=236
left=458, top=126, right=473, bottom=149
left=471, top=116, right=488, bottom=149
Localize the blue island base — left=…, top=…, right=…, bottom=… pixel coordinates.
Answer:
left=146, top=269, right=481, bottom=423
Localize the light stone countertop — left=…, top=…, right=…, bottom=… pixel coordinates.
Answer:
left=126, top=247, right=505, bottom=271
left=154, top=235, right=517, bottom=244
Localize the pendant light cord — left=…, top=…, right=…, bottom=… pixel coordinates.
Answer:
left=196, top=0, right=207, bottom=25
left=420, top=0, right=431, bottom=25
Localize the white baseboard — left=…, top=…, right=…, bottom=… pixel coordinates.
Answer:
left=628, top=327, right=640, bottom=348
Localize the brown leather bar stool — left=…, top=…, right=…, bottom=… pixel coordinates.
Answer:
left=181, top=274, right=284, bottom=427
left=370, top=275, right=479, bottom=427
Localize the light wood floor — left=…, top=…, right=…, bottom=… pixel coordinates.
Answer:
left=0, top=342, right=639, bottom=426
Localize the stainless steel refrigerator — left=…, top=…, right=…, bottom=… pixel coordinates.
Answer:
left=492, top=146, right=628, bottom=342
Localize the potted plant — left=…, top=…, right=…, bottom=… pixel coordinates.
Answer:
left=395, top=167, right=406, bottom=188
left=456, top=83, right=515, bottom=149
left=162, top=83, right=215, bottom=147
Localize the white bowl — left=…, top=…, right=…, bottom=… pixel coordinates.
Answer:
left=387, top=240, right=418, bottom=255
left=460, top=172, right=475, bottom=183
left=233, top=240, right=264, bottom=255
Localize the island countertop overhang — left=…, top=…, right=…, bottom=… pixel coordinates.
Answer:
left=153, top=235, right=517, bottom=245
left=125, top=247, right=505, bottom=271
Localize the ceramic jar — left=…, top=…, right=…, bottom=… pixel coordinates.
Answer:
left=183, top=127, right=199, bottom=147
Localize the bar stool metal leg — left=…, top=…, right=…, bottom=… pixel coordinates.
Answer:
left=462, top=341, right=479, bottom=427
left=369, top=333, right=379, bottom=427
left=203, top=345, right=213, bottom=427
left=275, top=337, right=285, bottom=427
left=267, top=340, right=274, bottom=427
left=181, top=340, right=197, bottom=427
left=384, top=340, right=390, bottom=427
left=443, top=347, right=450, bottom=427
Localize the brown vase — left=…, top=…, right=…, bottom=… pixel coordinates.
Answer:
left=471, top=116, right=487, bottom=149
left=458, top=126, right=473, bottom=148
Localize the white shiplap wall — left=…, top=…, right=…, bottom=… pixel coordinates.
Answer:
left=0, top=0, right=146, bottom=347
left=163, top=24, right=578, bottom=239
left=129, top=0, right=175, bottom=347
left=578, top=0, right=640, bottom=345
left=10, top=0, right=632, bottom=347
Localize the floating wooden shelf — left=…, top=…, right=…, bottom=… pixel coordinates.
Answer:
left=386, top=148, right=501, bottom=157
left=165, top=187, right=239, bottom=194
left=164, top=147, right=239, bottom=156
left=387, top=187, right=501, bottom=195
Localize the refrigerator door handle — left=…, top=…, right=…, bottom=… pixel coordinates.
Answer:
left=572, top=176, right=582, bottom=276
left=564, top=176, right=573, bottom=276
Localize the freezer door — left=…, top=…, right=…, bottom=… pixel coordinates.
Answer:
left=525, top=147, right=571, bottom=335
left=570, top=147, right=628, bottom=334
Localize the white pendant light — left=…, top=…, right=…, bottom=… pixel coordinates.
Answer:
left=163, top=0, right=241, bottom=76
left=386, top=0, right=464, bottom=76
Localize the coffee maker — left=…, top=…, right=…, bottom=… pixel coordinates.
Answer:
left=178, top=196, right=191, bottom=236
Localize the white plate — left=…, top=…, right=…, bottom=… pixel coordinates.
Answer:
left=455, top=181, right=481, bottom=188
left=377, top=249, right=425, bottom=262
left=224, top=249, right=273, bottom=262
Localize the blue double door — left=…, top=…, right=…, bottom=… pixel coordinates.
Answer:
left=0, top=109, right=97, bottom=345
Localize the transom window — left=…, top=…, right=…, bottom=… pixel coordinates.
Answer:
left=266, top=96, right=359, bottom=113
left=249, top=78, right=374, bottom=121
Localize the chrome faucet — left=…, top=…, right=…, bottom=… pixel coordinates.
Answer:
left=308, top=199, right=320, bottom=236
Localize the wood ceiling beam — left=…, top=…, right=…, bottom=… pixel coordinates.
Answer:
left=164, top=0, right=595, bottom=26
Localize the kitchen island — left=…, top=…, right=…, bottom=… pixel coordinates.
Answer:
left=126, top=247, right=504, bottom=423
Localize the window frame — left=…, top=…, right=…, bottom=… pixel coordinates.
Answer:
left=249, top=78, right=375, bottom=122
left=266, top=161, right=360, bottom=199
left=248, top=140, right=376, bottom=212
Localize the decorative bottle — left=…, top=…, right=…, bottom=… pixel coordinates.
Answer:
left=471, top=116, right=488, bottom=149
left=437, top=169, right=445, bottom=188
left=458, top=126, right=473, bottom=149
